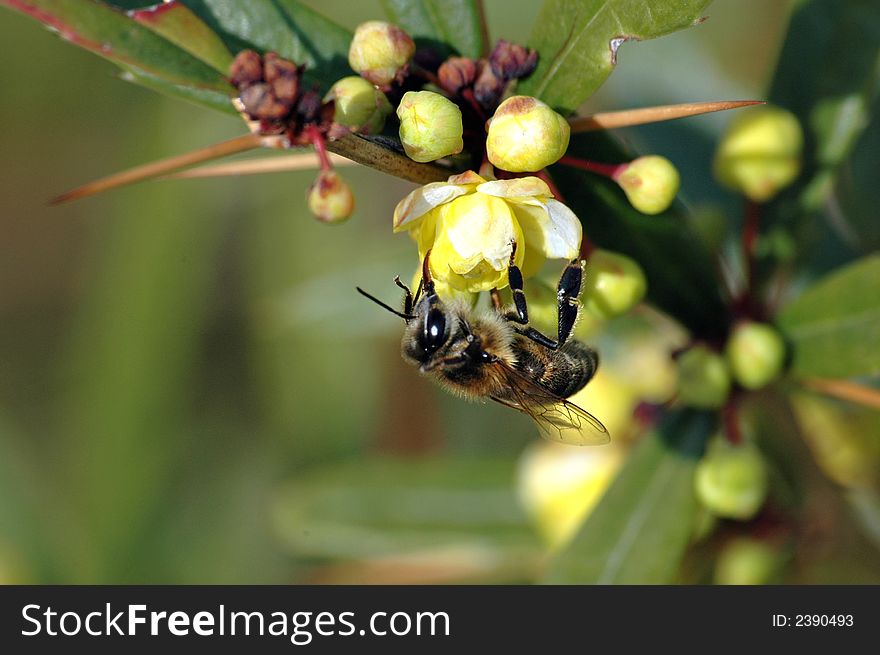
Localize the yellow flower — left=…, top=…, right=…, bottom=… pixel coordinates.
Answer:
left=392, top=171, right=582, bottom=293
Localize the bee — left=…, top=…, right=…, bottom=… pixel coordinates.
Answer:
left=358, top=243, right=609, bottom=445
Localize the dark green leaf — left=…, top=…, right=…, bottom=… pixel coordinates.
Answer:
left=777, top=255, right=880, bottom=378
left=1, top=0, right=231, bottom=92
left=551, top=131, right=730, bottom=339
left=381, top=0, right=487, bottom=59
left=765, top=0, right=880, bottom=258
left=180, top=0, right=352, bottom=91
left=519, top=0, right=712, bottom=113
left=544, top=409, right=712, bottom=584
left=129, top=1, right=232, bottom=72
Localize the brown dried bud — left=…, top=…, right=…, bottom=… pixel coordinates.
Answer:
left=438, top=57, right=477, bottom=95
left=296, top=90, right=324, bottom=124
left=489, top=39, right=538, bottom=81
left=239, top=82, right=289, bottom=120
left=264, top=52, right=301, bottom=104
left=229, top=49, right=263, bottom=89
left=473, top=60, right=505, bottom=109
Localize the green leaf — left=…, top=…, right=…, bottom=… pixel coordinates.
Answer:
left=120, top=66, right=238, bottom=114
left=765, top=0, right=880, bottom=256
left=180, top=0, right=352, bottom=91
left=544, top=409, right=712, bottom=584
left=1, top=0, right=231, bottom=92
left=551, top=131, right=729, bottom=340
left=129, top=1, right=233, bottom=73
left=381, top=0, right=487, bottom=59
left=777, top=255, right=880, bottom=378
left=271, top=457, right=537, bottom=560
left=519, top=0, right=712, bottom=113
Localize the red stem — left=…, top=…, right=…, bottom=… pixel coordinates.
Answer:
left=461, top=88, right=486, bottom=123
left=558, top=155, right=626, bottom=180
left=722, top=397, right=743, bottom=445
left=306, top=125, right=333, bottom=172
left=735, top=199, right=763, bottom=319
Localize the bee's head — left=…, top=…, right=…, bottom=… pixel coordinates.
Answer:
left=402, top=292, right=458, bottom=368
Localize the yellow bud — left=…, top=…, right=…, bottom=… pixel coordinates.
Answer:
left=517, top=441, right=625, bottom=550
left=695, top=438, right=768, bottom=520
left=677, top=346, right=731, bottom=409
left=713, top=106, right=803, bottom=202
left=325, top=76, right=391, bottom=134
left=307, top=170, right=354, bottom=223
left=714, top=538, right=785, bottom=585
left=486, top=95, right=570, bottom=172
left=616, top=155, right=680, bottom=215
left=348, top=21, right=415, bottom=87
left=396, top=91, right=464, bottom=163
left=582, top=249, right=647, bottom=319
left=725, top=321, right=787, bottom=390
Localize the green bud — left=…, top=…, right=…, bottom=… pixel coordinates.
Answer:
left=677, top=346, right=731, bottom=409
left=486, top=96, right=570, bottom=172
left=713, top=106, right=803, bottom=202
left=714, top=537, right=785, bottom=585
left=725, top=321, right=786, bottom=390
left=695, top=438, right=768, bottom=520
left=307, top=170, right=354, bottom=223
left=396, top=91, right=464, bottom=163
left=615, top=155, right=680, bottom=215
left=325, top=76, right=391, bottom=134
left=582, top=249, right=647, bottom=319
left=348, top=21, right=415, bottom=87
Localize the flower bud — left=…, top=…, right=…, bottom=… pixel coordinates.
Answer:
left=348, top=20, right=415, bottom=87
left=307, top=170, right=354, bottom=223
left=239, top=82, right=291, bottom=120
left=229, top=49, right=263, bottom=89
left=676, top=346, right=731, bottom=409
left=473, top=61, right=505, bottom=109
left=396, top=91, right=464, bottom=162
left=695, top=438, right=768, bottom=520
left=517, top=441, right=625, bottom=550
left=713, top=106, right=803, bottom=202
left=325, top=76, right=391, bottom=134
left=714, top=538, right=785, bottom=585
left=486, top=96, right=570, bottom=172
left=581, top=249, right=646, bottom=319
left=438, top=56, right=477, bottom=95
left=725, top=321, right=786, bottom=390
left=615, top=155, right=680, bottom=215
left=263, top=52, right=301, bottom=104
left=489, top=39, right=538, bottom=80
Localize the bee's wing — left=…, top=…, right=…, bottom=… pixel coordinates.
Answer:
left=488, top=361, right=610, bottom=446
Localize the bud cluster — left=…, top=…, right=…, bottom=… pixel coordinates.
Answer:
left=229, top=50, right=341, bottom=146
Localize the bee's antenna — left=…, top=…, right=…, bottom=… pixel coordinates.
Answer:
left=356, top=287, right=415, bottom=321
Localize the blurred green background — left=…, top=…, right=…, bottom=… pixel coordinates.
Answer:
left=1, top=0, right=876, bottom=584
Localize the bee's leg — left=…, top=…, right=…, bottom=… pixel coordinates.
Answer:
left=556, top=258, right=584, bottom=346
left=490, top=288, right=504, bottom=312
left=505, top=242, right=530, bottom=325
left=394, top=276, right=418, bottom=315
left=503, top=242, right=567, bottom=350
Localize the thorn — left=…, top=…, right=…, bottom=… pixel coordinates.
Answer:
left=165, top=152, right=353, bottom=179
left=568, top=100, right=765, bottom=133
left=50, top=133, right=270, bottom=205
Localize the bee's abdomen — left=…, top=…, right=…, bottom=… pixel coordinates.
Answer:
left=516, top=339, right=598, bottom=399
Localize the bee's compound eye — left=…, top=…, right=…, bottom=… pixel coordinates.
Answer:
left=423, top=308, right=447, bottom=352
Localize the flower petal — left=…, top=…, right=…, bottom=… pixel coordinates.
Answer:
left=444, top=194, right=517, bottom=271
left=393, top=181, right=472, bottom=231
left=475, top=176, right=551, bottom=199
left=513, top=199, right=582, bottom=261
